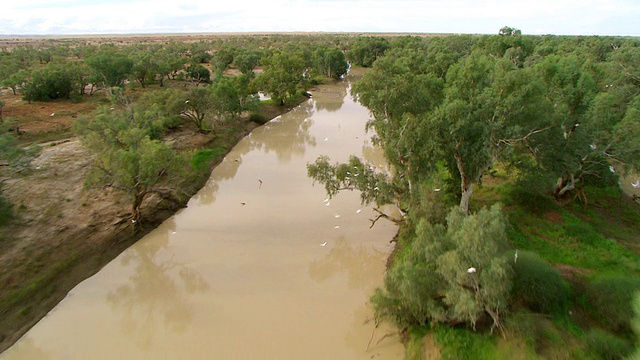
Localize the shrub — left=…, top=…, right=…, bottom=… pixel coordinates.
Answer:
left=248, top=112, right=268, bottom=125
left=511, top=250, right=569, bottom=315
left=584, top=329, right=633, bottom=360
left=586, top=275, right=640, bottom=332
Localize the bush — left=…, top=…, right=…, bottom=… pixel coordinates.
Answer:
left=586, top=275, right=640, bottom=332
left=511, top=250, right=569, bottom=315
left=584, top=329, right=633, bottom=360
left=248, top=112, right=268, bottom=125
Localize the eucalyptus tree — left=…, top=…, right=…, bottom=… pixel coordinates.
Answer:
left=513, top=46, right=640, bottom=201
left=75, top=105, right=194, bottom=223
left=234, top=48, right=263, bottom=76
left=346, top=36, right=390, bottom=67
left=155, top=48, right=185, bottom=85
left=210, top=44, right=236, bottom=73
left=312, top=47, right=548, bottom=215
left=129, top=47, right=158, bottom=88
left=311, top=45, right=348, bottom=79
left=256, top=51, right=307, bottom=106
left=86, top=48, right=133, bottom=88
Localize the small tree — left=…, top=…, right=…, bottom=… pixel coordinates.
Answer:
left=372, top=204, right=512, bottom=333
left=86, top=49, right=133, bottom=88
left=76, top=106, right=195, bottom=223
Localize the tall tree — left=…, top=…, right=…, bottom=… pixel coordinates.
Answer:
left=256, top=51, right=306, bottom=106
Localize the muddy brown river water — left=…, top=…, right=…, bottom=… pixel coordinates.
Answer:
left=1, top=73, right=404, bottom=359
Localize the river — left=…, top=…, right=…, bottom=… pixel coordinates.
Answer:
left=1, top=72, right=404, bottom=359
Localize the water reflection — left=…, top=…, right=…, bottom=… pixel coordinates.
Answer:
left=247, top=100, right=316, bottom=163
left=106, top=219, right=209, bottom=350
left=312, top=85, right=347, bottom=113
left=309, top=236, right=388, bottom=290
left=192, top=157, right=241, bottom=206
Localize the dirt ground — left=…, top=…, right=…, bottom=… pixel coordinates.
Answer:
left=0, top=85, right=295, bottom=352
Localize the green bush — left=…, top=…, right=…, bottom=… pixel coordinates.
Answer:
left=584, top=329, right=633, bottom=360
left=586, top=275, right=640, bottom=332
left=248, top=112, right=268, bottom=125
left=511, top=250, right=570, bottom=315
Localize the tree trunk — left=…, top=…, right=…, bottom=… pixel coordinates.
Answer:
left=131, top=191, right=145, bottom=224
left=454, top=151, right=472, bottom=215
left=460, top=183, right=473, bottom=215
left=554, top=174, right=579, bottom=199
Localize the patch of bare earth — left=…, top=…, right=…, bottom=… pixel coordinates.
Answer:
left=0, top=139, right=137, bottom=349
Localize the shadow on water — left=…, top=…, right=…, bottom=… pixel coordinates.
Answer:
left=106, top=218, right=209, bottom=350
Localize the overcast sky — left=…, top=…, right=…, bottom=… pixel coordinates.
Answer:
left=1, top=0, right=639, bottom=36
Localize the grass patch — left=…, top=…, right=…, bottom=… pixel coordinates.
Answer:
left=585, top=275, right=640, bottom=333
left=405, top=326, right=428, bottom=360
left=584, top=329, right=634, bottom=360
left=506, top=205, right=639, bottom=274
left=433, top=327, right=498, bottom=360
left=0, top=255, right=80, bottom=311
left=510, top=250, right=570, bottom=316
left=191, top=147, right=225, bottom=173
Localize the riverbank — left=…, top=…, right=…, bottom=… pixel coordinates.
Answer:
left=0, top=96, right=308, bottom=353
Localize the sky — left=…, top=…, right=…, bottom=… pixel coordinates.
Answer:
left=1, top=0, right=639, bottom=36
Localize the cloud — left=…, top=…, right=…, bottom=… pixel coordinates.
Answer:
left=1, top=0, right=638, bottom=35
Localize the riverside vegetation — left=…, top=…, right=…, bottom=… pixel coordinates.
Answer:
left=308, top=28, right=640, bottom=359
left=0, top=30, right=639, bottom=358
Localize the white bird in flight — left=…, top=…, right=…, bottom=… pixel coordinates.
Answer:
left=632, top=180, right=640, bottom=189
left=320, top=241, right=327, bottom=247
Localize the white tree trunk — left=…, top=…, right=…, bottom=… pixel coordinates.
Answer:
left=460, top=183, right=473, bottom=215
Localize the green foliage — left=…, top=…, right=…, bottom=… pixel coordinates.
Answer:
left=186, top=64, right=211, bottom=84
left=433, top=327, right=498, bottom=360
left=86, top=49, right=133, bottom=88
left=372, top=204, right=512, bottom=330
left=234, top=48, right=262, bottom=76
left=586, top=275, right=640, bottom=333
left=21, top=60, right=79, bottom=101
left=256, top=51, right=307, bottom=106
left=76, top=105, right=195, bottom=222
left=510, top=250, right=569, bottom=315
left=248, top=112, right=267, bottom=125
left=211, top=44, right=236, bottom=73
left=311, top=45, right=348, bottom=79
left=346, top=36, right=390, bottom=67
left=584, top=329, right=633, bottom=360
